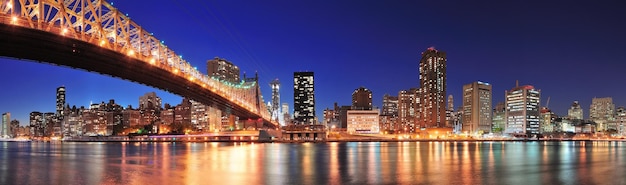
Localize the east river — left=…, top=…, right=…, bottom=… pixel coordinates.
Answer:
left=1, top=141, right=625, bottom=185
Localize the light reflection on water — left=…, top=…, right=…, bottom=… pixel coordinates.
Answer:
left=0, top=141, right=625, bottom=185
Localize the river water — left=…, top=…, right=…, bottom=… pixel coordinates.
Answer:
left=1, top=141, right=625, bottom=185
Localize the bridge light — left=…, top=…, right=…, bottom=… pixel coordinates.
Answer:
left=189, top=77, right=194, bottom=81
left=149, top=58, right=156, bottom=65
left=7, top=2, right=12, bottom=9
left=99, top=40, right=106, bottom=46
left=173, top=69, right=178, bottom=74
left=61, top=28, right=68, bottom=36
left=127, top=50, right=135, bottom=56
left=11, top=16, right=18, bottom=24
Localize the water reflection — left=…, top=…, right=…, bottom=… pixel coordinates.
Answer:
left=0, top=141, right=625, bottom=184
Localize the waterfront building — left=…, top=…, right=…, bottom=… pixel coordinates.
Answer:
left=568, top=101, right=583, bottom=120
left=122, top=109, right=142, bottom=127
left=446, top=95, right=454, bottom=128
left=56, top=86, right=65, bottom=120
left=382, top=94, right=398, bottom=116
left=293, top=72, right=315, bottom=125
left=9, top=120, right=19, bottom=138
left=382, top=94, right=399, bottom=132
left=504, top=84, right=541, bottom=136
left=174, top=98, right=192, bottom=125
left=461, top=81, right=492, bottom=134
left=589, top=97, right=615, bottom=131
left=540, top=108, right=557, bottom=133
left=492, top=102, right=506, bottom=133
left=207, top=57, right=240, bottom=83
left=63, top=106, right=83, bottom=137
left=418, top=47, right=447, bottom=128
left=190, top=100, right=209, bottom=130
left=616, top=107, right=626, bottom=135
left=139, top=92, right=162, bottom=125
left=30, top=112, right=44, bottom=137
left=398, top=88, right=420, bottom=133
left=1, top=113, right=9, bottom=137
left=346, top=109, right=380, bottom=134
left=352, top=87, right=373, bottom=110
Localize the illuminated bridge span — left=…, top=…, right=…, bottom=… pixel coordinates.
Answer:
left=0, top=0, right=277, bottom=128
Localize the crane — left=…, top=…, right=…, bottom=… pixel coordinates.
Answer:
left=545, top=96, right=550, bottom=108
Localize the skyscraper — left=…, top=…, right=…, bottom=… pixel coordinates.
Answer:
left=568, top=101, right=583, bottom=120
left=589, top=97, right=615, bottom=131
left=1, top=112, right=9, bottom=137
left=352, top=87, right=372, bottom=110
left=270, top=79, right=281, bottom=124
left=418, top=47, right=446, bottom=128
left=56, top=86, right=65, bottom=120
left=461, top=81, right=492, bottom=134
left=504, top=84, right=541, bottom=135
left=382, top=94, right=398, bottom=116
left=398, top=88, right=420, bottom=133
left=293, top=72, right=315, bottom=124
left=207, top=57, right=240, bottom=83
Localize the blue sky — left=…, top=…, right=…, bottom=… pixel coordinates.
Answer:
left=1, top=0, right=626, bottom=125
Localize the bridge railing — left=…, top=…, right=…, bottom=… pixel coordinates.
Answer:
left=0, top=0, right=274, bottom=125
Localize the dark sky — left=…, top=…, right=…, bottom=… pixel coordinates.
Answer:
left=1, top=0, right=625, bottom=125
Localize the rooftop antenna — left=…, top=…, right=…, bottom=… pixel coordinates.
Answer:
left=515, top=80, right=519, bottom=87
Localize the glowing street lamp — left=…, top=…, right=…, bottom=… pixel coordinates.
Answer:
left=11, top=16, right=18, bottom=24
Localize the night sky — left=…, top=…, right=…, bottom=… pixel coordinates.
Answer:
left=1, top=0, right=625, bottom=125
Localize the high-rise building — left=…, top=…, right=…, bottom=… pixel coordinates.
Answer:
left=446, top=95, right=455, bottom=128
left=9, top=120, right=19, bottom=138
left=174, top=98, right=192, bottom=125
left=190, top=100, right=209, bottom=130
left=418, top=47, right=447, bottom=128
left=461, top=81, right=492, bottom=134
left=540, top=107, right=557, bottom=133
left=589, top=97, right=615, bottom=131
left=139, top=92, right=162, bottom=125
left=382, top=94, right=398, bottom=116
left=568, top=101, right=583, bottom=120
left=30, top=112, right=44, bottom=137
left=1, top=112, right=9, bottom=137
left=56, top=86, right=66, bottom=120
left=282, top=103, right=291, bottom=125
left=293, top=72, right=315, bottom=125
left=270, top=79, right=282, bottom=124
left=504, top=84, right=541, bottom=135
left=352, top=87, right=373, bottom=110
left=616, top=107, right=626, bottom=136
left=398, top=88, right=420, bottom=133
left=492, top=102, right=506, bottom=133
left=207, top=57, right=240, bottom=83
left=139, top=92, right=162, bottom=111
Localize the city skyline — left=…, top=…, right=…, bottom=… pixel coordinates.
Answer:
left=1, top=0, right=626, bottom=125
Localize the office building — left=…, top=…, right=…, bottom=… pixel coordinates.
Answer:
left=589, top=97, right=615, bottom=131
left=1, top=113, right=9, bottom=137
left=293, top=72, right=315, bottom=124
left=568, top=101, right=583, bottom=120
left=504, top=84, right=541, bottom=136
left=207, top=57, right=240, bottom=83
left=461, top=81, right=492, bottom=134
left=492, top=102, right=506, bottom=133
left=418, top=47, right=447, bottom=128
left=352, top=87, right=372, bottom=110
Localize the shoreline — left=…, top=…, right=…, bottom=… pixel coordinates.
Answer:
left=8, top=138, right=625, bottom=143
